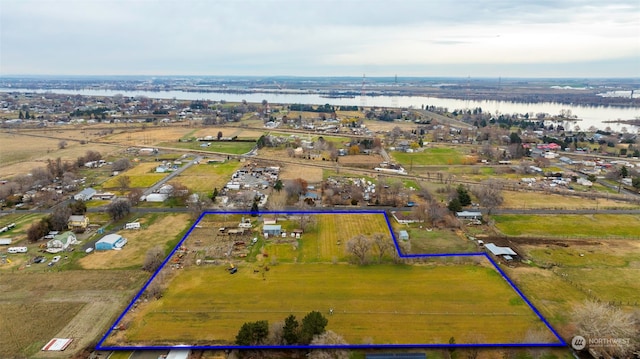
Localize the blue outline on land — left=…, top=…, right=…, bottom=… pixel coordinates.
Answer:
left=96, top=209, right=568, bottom=351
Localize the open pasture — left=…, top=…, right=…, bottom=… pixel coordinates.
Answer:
left=501, top=191, right=640, bottom=210
left=158, top=140, right=256, bottom=155
left=110, top=263, right=555, bottom=347
left=175, top=161, right=241, bottom=193
left=392, top=147, right=465, bottom=166
left=492, top=214, right=640, bottom=238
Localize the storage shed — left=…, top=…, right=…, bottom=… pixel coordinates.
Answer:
left=95, top=234, right=127, bottom=250
left=398, top=230, right=409, bottom=241
left=263, top=224, right=282, bottom=236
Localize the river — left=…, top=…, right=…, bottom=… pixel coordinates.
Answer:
left=2, top=88, right=639, bottom=132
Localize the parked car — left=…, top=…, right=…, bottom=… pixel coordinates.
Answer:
left=51, top=255, right=61, bottom=263
left=33, top=256, right=46, bottom=264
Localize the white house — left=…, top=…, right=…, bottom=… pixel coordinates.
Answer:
left=46, top=231, right=78, bottom=253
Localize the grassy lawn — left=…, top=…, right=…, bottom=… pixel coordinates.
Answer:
left=492, top=214, right=640, bottom=238
left=158, top=140, right=256, bottom=155
left=392, top=147, right=465, bottom=166
left=102, top=162, right=168, bottom=189
left=405, top=227, right=478, bottom=254
left=116, top=263, right=555, bottom=346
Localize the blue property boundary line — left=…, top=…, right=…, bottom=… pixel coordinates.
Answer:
left=96, top=209, right=567, bottom=351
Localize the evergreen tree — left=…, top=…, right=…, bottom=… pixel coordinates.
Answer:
left=283, top=314, right=299, bottom=345
left=300, top=311, right=328, bottom=344
left=448, top=198, right=462, bottom=213
left=456, top=185, right=472, bottom=206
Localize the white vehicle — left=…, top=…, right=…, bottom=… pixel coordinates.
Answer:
left=52, top=255, right=61, bottom=263
left=124, top=222, right=141, bottom=230
left=7, top=246, right=27, bottom=254
left=85, top=247, right=93, bottom=254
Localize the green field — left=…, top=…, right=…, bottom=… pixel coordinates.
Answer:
left=492, top=214, right=640, bottom=238
left=176, top=161, right=241, bottom=193
left=392, top=147, right=465, bottom=166
left=158, top=140, right=256, bottom=155
left=406, top=227, right=477, bottom=254
left=117, top=263, right=554, bottom=346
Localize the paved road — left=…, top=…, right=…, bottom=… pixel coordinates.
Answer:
left=143, top=155, right=203, bottom=196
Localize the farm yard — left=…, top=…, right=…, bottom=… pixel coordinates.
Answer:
left=101, top=212, right=560, bottom=348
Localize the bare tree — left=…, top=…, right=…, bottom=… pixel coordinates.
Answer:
left=472, top=180, right=503, bottom=214
left=58, top=140, right=67, bottom=149
left=522, top=329, right=552, bottom=359
left=572, top=300, right=638, bottom=358
left=106, top=199, right=131, bottom=221
left=142, top=246, right=166, bottom=272
left=127, top=188, right=144, bottom=206
left=346, top=234, right=372, bottom=265
left=117, top=175, right=131, bottom=190
left=372, top=233, right=393, bottom=263
left=112, top=158, right=131, bottom=172
left=309, top=330, right=349, bottom=359
left=50, top=205, right=72, bottom=231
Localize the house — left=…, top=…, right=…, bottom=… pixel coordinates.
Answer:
left=485, top=243, right=517, bottom=261
left=390, top=211, right=420, bottom=224
left=46, top=231, right=78, bottom=253
left=456, top=211, right=482, bottom=220
left=263, top=218, right=277, bottom=225
left=263, top=224, right=282, bottom=237
left=68, top=215, right=90, bottom=231
left=74, top=187, right=97, bottom=201
left=95, top=234, right=127, bottom=250
left=398, top=230, right=409, bottom=241
left=94, top=192, right=115, bottom=200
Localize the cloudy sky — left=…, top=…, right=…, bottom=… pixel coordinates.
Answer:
left=1, top=0, right=639, bottom=77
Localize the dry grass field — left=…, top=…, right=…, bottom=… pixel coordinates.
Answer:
left=278, top=164, right=324, bottom=183
left=0, top=270, right=147, bottom=358
left=501, top=191, right=640, bottom=209
left=78, top=213, right=191, bottom=269
left=108, top=262, right=555, bottom=347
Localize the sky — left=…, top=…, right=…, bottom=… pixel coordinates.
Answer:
left=1, top=0, right=639, bottom=78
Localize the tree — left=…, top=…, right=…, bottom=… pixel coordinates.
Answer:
left=117, top=175, right=131, bottom=190
left=372, top=233, right=393, bottom=263
left=447, top=198, right=462, bottom=213
left=300, top=311, right=328, bottom=344
left=633, top=177, right=640, bottom=190
left=283, top=314, right=299, bottom=345
left=27, top=219, right=50, bottom=242
left=211, top=187, right=219, bottom=202
left=127, top=188, right=144, bottom=206
left=572, top=300, right=638, bottom=358
left=217, top=131, right=223, bottom=140
left=112, top=158, right=131, bottom=172
left=456, top=185, right=472, bottom=207
left=236, top=320, right=269, bottom=346
left=250, top=200, right=259, bottom=216
left=58, top=140, right=67, bottom=149
left=274, top=179, right=283, bottom=192
left=621, top=165, right=629, bottom=178
left=68, top=200, right=87, bottom=215
left=142, top=246, right=165, bottom=272
left=309, top=330, right=349, bottom=359
left=106, top=199, right=131, bottom=221
left=346, top=234, right=372, bottom=265
left=472, top=180, right=504, bottom=214
left=50, top=205, right=72, bottom=231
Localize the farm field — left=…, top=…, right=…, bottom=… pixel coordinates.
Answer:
left=391, top=147, right=466, bottom=166
left=0, top=270, right=147, bottom=358
left=107, top=262, right=557, bottom=347
left=501, top=191, right=640, bottom=210
left=101, top=161, right=168, bottom=189
left=158, top=140, right=256, bottom=155
left=175, top=161, right=242, bottom=193
left=101, top=212, right=560, bottom=348
left=492, top=214, right=640, bottom=238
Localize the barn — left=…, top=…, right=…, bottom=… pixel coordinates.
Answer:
left=95, top=234, right=127, bottom=250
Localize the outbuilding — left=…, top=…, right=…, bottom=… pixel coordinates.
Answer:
left=485, top=243, right=517, bottom=260
left=74, top=188, right=97, bottom=201
left=95, top=234, right=127, bottom=251
left=398, top=230, right=409, bottom=241
left=263, top=224, right=282, bottom=237
left=456, top=211, right=482, bottom=220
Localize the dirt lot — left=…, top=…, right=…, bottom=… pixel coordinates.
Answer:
left=78, top=213, right=191, bottom=269
left=0, top=270, right=147, bottom=358
left=337, top=154, right=384, bottom=168
left=278, top=164, right=323, bottom=183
